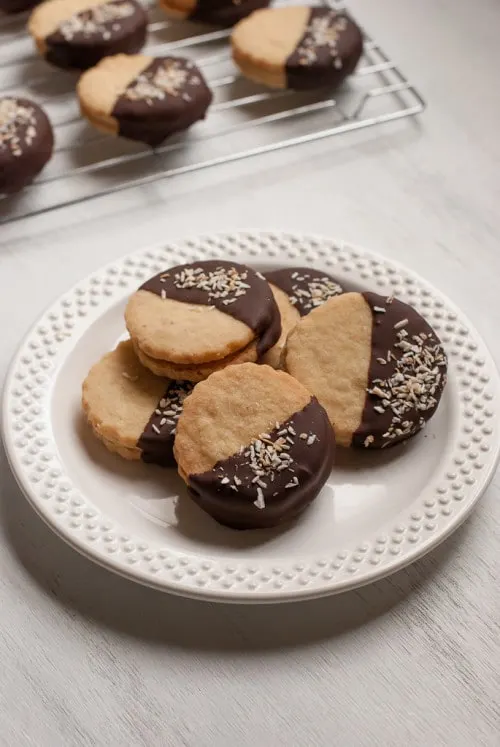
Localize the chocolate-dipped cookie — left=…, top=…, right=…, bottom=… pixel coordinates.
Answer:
left=174, top=363, right=335, bottom=530
left=232, top=6, right=363, bottom=90
left=261, top=283, right=300, bottom=369
left=78, top=54, right=212, bottom=147
left=29, top=0, right=148, bottom=71
left=158, top=0, right=270, bottom=27
left=265, top=267, right=344, bottom=316
left=125, top=260, right=281, bottom=381
left=0, top=97, right=54, bottom=194
left=262, top=267, right=345, bottom=367
left=82, top=340, right=193, bottom=465
left=285, top=292, right=448, bottom=448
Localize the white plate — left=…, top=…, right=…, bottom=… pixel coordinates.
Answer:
left=3, top=232, right=500, bottom=603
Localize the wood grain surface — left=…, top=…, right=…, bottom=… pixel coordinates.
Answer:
left=1, top=0, right=499, bottom=745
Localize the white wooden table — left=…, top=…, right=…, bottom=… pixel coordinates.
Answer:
left=1, top=1, right=499, bottom=744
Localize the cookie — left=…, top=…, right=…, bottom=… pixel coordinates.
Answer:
left=133, top=337, right=259, bottom=382
left=158, top=0, right=270, bottom=27
left=284, top=292, right=448, bottom=449
left=125, top=260, right=281, bottom=381
left=262, top=267, right=345, bottom=367
left=77, top=54, right=212, bottom=147
left=265, top=267, right=345, bottom=316
left=231, top=6, right=363, bottom=90
left=29, top=0, right=147, bottom=70
left=0, top=97, right=54, bottom=194
left=82, top=340, right=193, bottom=466
left=260, top=284, right=300, bottom=369
left=174, top=363, right=335, bottom=529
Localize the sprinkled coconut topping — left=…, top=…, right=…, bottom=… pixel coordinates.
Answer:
left=296, top=11, right=349, bottom=69
left=288, top=271, right=343, bottom=312
left=366, top=325, right=447, bottom=447
left=0, top=98, right=38, bottom=156
left=149, top=381, right=193, bottom=437
left=215, top=421, right=320, bottom=509
left=58, top=1, right=135, bottom=42
left=172, top=265, right=252, bottom=302
left=124, top=60, right=200, bottom=104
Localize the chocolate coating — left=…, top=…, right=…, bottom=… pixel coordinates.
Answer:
left=44, top=0, right=147, bottom=71
left=352, top=292, right=448, bottom=449
left=0, top=97, right=54, bottom=195
left=265, top=267, right=344, bottom=316
left=140, top=260, right=281, bottom=357
left=190, top=0, right=270, bottom=28
left=111, top=56, right=212, bottom=147
left=137, top=380, right=193, bottom=467
left=0, top=0, right=38, bottom=11
left=286, top=8, right=363, bottom=91
left=188, top=397, right=335, bottom=530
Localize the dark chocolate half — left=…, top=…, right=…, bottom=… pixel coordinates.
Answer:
left=352, top=292, right=448, bottom=449
left=265, top=267, right=344, bottom=316
left=286, top=8, right=363, bottom=91
left=190, top=0, right=270, bottom=28
left=44, top=0, right=147, bottom=71
left=111, top=56, right=212, bottom=147
left=140, top=260, right=281, bottom=357
left=0, top=97, right=54, bottom=194
left=188, top=397, right=335, bottom=530
left=137, top=380, right=193, bottom=466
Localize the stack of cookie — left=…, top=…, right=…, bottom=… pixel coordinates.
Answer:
left=124, top=260, right=281, bottom=380
left=82, top=257, right=448, bottom=531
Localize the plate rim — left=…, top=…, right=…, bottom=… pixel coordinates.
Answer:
left=3, top=230, right=500, bottom=603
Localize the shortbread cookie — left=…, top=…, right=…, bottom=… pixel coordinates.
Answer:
left=261, top=284, right=300, bottom=369
left=158, top=0, right=270, bottom=27
left=232, top=6, right=363, bottom=90
left=78, top=54, right=212, bottom=146
left=133, top=337, right=258, bottom=382
left=82, top=340, right=193, bottom=466
left=29, top=0, right=147, bottom=70
left=0, top=97, right=54, bottom=194
left=265, top=267, right=344, bottom=316
left=262, top=267, right=344, bottom=368
left=125, top=261, right=281, bottom=379
left=174, top=363, right=335, bottom=529
left=285, top=292, right=447, bottom=448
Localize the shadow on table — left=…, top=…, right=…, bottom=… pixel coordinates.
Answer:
left=0, top=443, right=473, bottom=652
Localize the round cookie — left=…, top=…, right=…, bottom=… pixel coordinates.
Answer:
left=262, top=267, right=345, bottom=367
left=174, top=362, right=335, bottom=530
left=77, top=54, right=212, bottom=147
left=29, top=0, right=147, bottom=71
left=158, top=0, right=270, bottom=27
left=265, top=267, right=344, bottom=316
left=0, top=97, right=54, bottom=194
left=231, top=6, right=363, bottom=90
left=133, top=337, right=259, bottom=382
left=82, top=340, right=194, bottom=466
left=125, top=260, right=281, bottom=380
left=261, top=284, right=300, bottom=369
left=284, top=292, right=448, bottom=449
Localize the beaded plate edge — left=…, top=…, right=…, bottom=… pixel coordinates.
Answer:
left=3, top=231, right=499, bottom=603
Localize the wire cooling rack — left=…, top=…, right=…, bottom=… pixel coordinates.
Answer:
left=0, top=1, right=425, bottom=223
